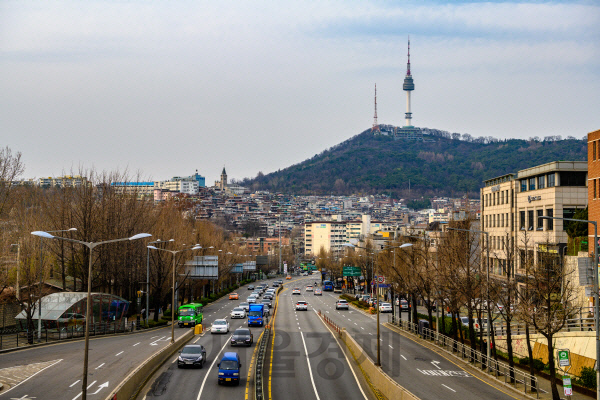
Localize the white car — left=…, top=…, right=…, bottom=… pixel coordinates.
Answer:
left=305, top=286, right=314, bottom=292
left=247, top=296, right=257, bottom=304
left=379, top=302, right=392, bottom=313
left=211, top=319, right=230, bottom=334
left=295, top=301, right=308, bottom=311
left=336, top=300, right=349, bottom=310
left=230, top=307, right=246, bottom=319
left=292, top=288, right=301, bottom=295
left=239, top=302, right=250, bottom=312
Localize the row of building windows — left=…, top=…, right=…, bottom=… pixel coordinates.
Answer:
left=519, top=209, right=554, bottom=231
left=484, top=213, right=511, bottom=228
left=484, top=189, right=512, bottom=208
left=520, top=173, right=555, bottom=192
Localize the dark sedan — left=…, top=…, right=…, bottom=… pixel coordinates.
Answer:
left=177, top=344, right=207, bottom=368
left=230, top=328, right=253, bottom=347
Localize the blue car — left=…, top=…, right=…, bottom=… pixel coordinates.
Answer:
left=218, top=352, right=242, bottom=385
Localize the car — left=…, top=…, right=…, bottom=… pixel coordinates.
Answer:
left=211, top=319, right=230, bottom=334
left=247, top=285, right=254, bottom=290
left=230, top=307, right=246, bottom=319
left=229, top=293, right=239, bottom=300
left=302, top=272, right=308, bottom=276
left=379, top=302, right=393, bottom=313
left=286, top=275, right=292, bottom=280
left=264, top=293, right=274, bottom=301
left=177, top=344, right=207, bottom=368
left=263, top=305, right=271, bottom=316
left=272, top=282, right=279, bottom=287
left=247, top=296, right=257, bottom=304
left=314, top=288, right=322, bottom=296
left=296, top=301, right=308, bottom=311
left=305, top=285, right=314, bottom=292
left=292, top=288, right=301, bottom=295
left=252, top=291, right=261, bottom=297
left=261, top=299, right=272, bottom=308
left=230, top=328, right=253, bottom=347
left=336, top=300, right=349, bottom=310
left=239, top=302, right=250, bottom=312
left=218, top=352, right=241, bottom=385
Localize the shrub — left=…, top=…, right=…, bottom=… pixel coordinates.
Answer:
left=518, top=357, right=546, bottom=371
left=576, top=366, right=596, bottom=389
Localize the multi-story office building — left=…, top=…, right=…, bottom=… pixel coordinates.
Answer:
left=481, top=161, right=587, bottom=285
left=38, top=175, right=88, bottom=188
left=304, top=221, right=348, bottom=256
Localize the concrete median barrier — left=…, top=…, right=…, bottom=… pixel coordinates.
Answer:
left=340, top=328, right=420, bottom=400
left=105, top=328, right=194, bottom=400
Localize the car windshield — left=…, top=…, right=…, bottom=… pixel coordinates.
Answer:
left=220, top=360, right=239, bottom=370
left=240, top=302, right=249, bottom=306
left=233, top=308, right=244, bottom=312
left=234, top=329, right=250, bottom=335
left=297, top=302, right=306, bottom=305
left=248, top=311, right=262, bottom=317
left=182, top=346, right=203, bottom=354
left=382, top=303, right=391, bottom=307
left=214, top=320, right=226, bottom=325
left=338, top=300, right=347, bottom=304
left=179, top=309, right=195, bottom=316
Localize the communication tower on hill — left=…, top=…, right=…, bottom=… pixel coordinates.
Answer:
left=372, top=83, right=381, bottom=133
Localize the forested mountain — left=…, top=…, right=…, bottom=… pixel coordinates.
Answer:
left=240, top=129, right=587, bottom=199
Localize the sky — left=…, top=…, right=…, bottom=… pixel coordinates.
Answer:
left=1, top=1, right=599, bottom=185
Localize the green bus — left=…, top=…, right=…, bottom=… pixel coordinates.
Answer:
left=178, top=303, right=203, bottom=328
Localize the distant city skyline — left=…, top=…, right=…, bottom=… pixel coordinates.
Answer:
left=2, top=1, right=598, bottom=185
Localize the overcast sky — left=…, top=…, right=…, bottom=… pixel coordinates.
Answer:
left=2, top=1, right=599, bottom=184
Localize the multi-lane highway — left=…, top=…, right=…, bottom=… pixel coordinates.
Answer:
left=0, top=275, right=524, bottom=400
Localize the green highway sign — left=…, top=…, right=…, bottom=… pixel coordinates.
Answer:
left=343, top=266, right=361, bottom=277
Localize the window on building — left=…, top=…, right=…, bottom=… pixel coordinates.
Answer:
left=546, top=209, right=553, bottom=230
left=548, top=173, right=555, bottom=187
left=501, top=213, right=504, bottom=227
left=594, top=140, right=597, bottom=160
left=507, top=213, right=510, bottom=229
left=559, top=171, right=587, bottom=187
left=529, top=177, right=536, bottom=190
left=501, top=191, right=504, bottom=205
left=537, top=210, right=544, bottom=230
left=493, top=214, right=496, bottom=227
left=528, top=210, right=534, bottom=230
left=595, top=179, right=597, bottom=199
left=520, top=211, right=526, bottom=230
left=538, top=176, right=545, bottom=189
left=521, top=180, right=527, bottom=192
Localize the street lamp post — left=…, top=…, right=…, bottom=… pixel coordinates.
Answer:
left=36, top=228, right=77, bottom=342
left=447, top=227, right=491, bottom=371
left=31, top=231, right=151, bottom=400
left=343, top=242, right=411, bottom=367
left=541, top=215, right=599, bottom=399
left=147, top=245, right=201, bottom=344
left=146, top=239, right=174, bottom=323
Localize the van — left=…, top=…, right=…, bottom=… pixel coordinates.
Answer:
left=218, top=352, right=241, bottom=385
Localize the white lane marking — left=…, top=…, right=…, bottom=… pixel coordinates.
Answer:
left=69, top=380, right=80, bottom=388
left=195, top=327, right=234, bottom=400
left=300, top=331, right=321, bottom=400
left=115, top=351, right=124, bottom=356
left=360, top=327, right=364, bottom=330
left=0, top=359, right=63, bottom=396
left=95, top=363, right=105, bottom=370
left=354, top=323, right=357, bottom=325
left=401, top=355, right=407, bottom=360
left=441, top=384, right=456, bottom=392
left=133, top=342, right=141, bottom=346
left=431, top=361, right=442, bottom=370
left=71, top=380, right=97, bottom=400
left=389, top=345, right=393, bottom=349
left=368, top=333, right=372, bottom=335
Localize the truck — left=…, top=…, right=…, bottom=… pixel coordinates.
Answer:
left=247, top=303, right=265, bottom=327
left=178, top=303, right=203, bottom=328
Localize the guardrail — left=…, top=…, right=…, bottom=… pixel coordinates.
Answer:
left=254, top=327, right=270, bottom=400
left=389, top=316, right=541, bottom=398
left=0, top=321, right=138, bottom=351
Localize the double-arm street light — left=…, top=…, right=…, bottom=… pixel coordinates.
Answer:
left=447, top=226, right=491, bottom=372
left=31, top=230, right=151, bottom=400
left=541, top=215, right=599, bottom=399
left=343, top=242, right=412, bottom=367
left=146, top=239, right=174, bottom=322
left=36, top=227, right=77, bottom=342
left=147, top=244, right=201, bottom=344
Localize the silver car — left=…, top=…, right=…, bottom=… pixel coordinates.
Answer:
left=230, top=307, right=246, bottom=319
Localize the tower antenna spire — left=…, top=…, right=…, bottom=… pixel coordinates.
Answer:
left=372, top=83, right=380, bottom=133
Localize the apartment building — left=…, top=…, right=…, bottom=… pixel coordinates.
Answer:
left=481, top=161, right=587, bottom=284
left=304, top=221, right=348, bottom=255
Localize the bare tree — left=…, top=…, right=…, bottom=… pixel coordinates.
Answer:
left=0, top=146, right=25, bottom=218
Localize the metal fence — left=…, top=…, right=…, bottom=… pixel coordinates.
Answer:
left=389, top=315, right=541, bottom=398
left=0, top=321, right=138, bottom=351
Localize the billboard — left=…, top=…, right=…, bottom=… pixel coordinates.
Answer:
left=184, top=256, right=218, bottom=280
